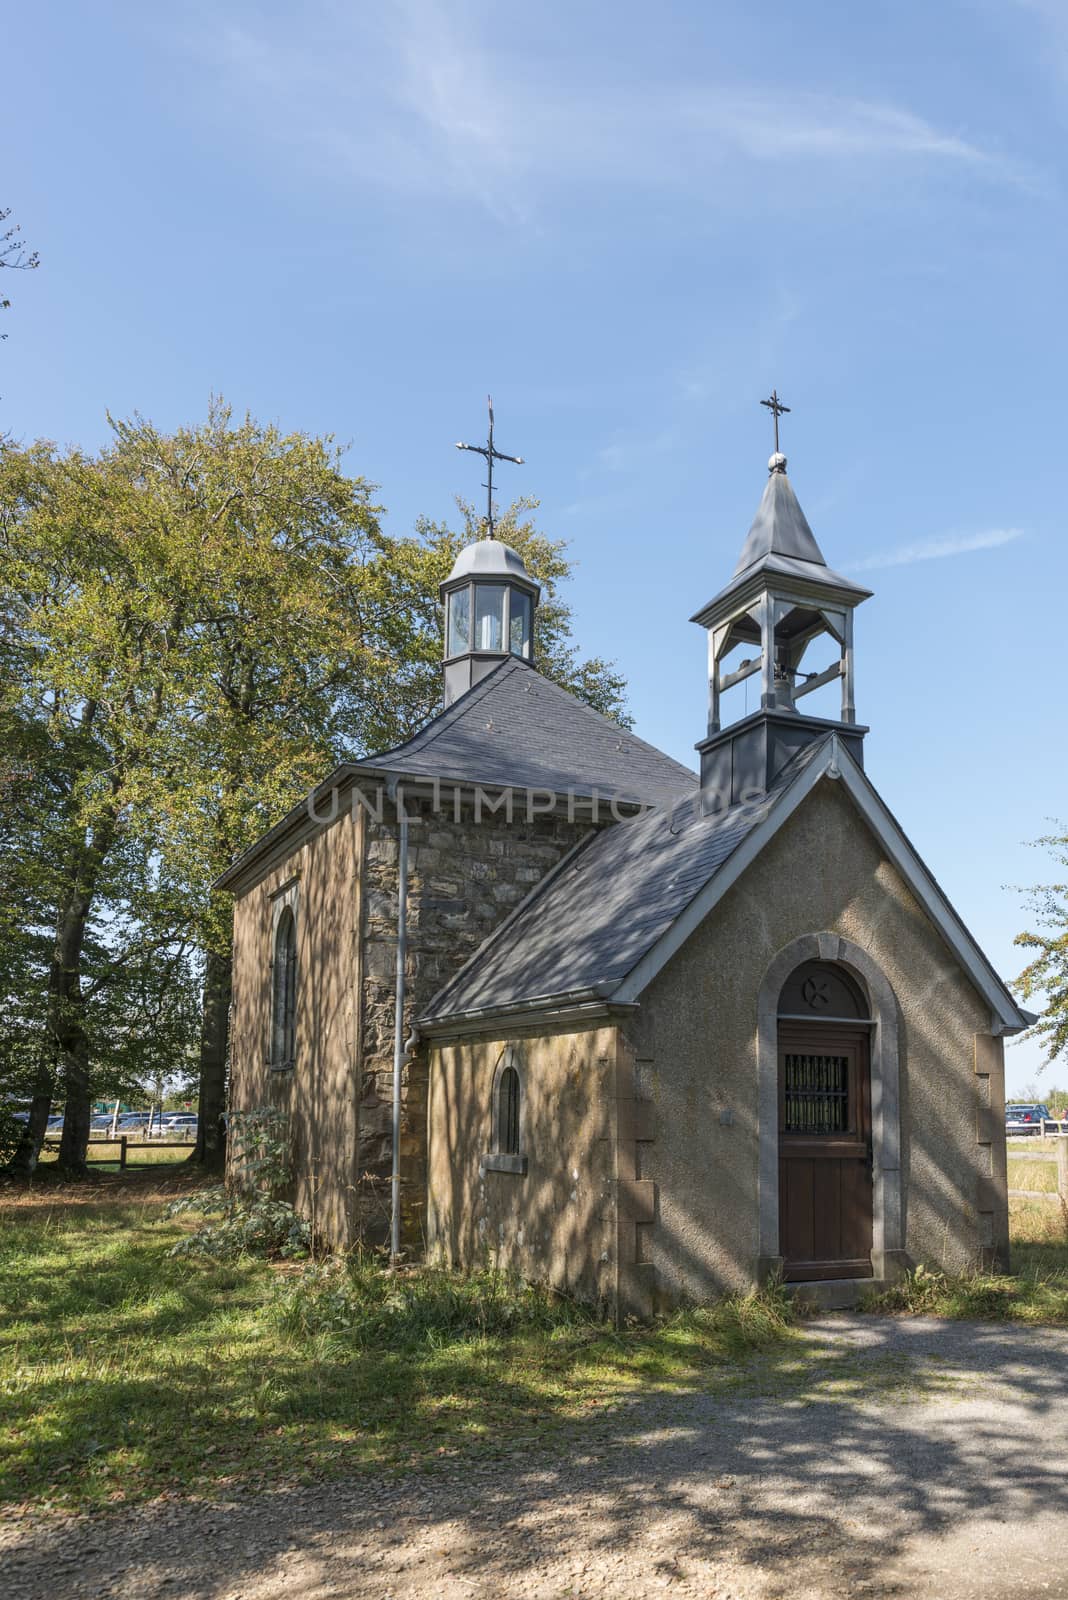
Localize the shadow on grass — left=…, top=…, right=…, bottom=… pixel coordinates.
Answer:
left=4, top=1317, right=1068, bottom=1600
left=5, top=1192, right=1068, bottom=1598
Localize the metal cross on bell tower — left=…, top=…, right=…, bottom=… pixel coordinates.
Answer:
left=456, top=396, right=524, bottom=538
left=760, top=389, right=791, bottom=455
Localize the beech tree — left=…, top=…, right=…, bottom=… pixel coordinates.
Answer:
left=0, top=407, right=628, bottom=1175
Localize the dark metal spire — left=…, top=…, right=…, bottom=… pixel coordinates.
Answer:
left=760, top=389, right=791, bottom=456
left=456, top=396, right=524, bottom=538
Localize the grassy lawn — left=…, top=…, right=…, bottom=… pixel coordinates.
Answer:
left=2, top=1178, right=1066, bottom=1519
left=0, top=1174, right=796, bottom=1517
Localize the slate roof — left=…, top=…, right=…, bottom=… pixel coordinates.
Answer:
left=690, top=464, right=872, bottom=624
left=214, top=657, right=696, bottom=890
left=365, top=657, right=697, bottom=806
left=419, top=740, right=825, bottom=1024
left=733, top=464, right=827, bottom=574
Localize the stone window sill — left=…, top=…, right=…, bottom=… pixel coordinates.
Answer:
left=481, top=1152, right=528, bottom=1176
left=267, top=1062, right=294, bottom=1074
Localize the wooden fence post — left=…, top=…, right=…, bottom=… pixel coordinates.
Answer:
left=120, top=1135, right=127, bottom=1172
left=1058, top=1139, right=1068, bottom=1205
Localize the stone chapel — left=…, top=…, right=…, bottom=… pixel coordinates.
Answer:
left=221, top=440, right=1031, bottom=1314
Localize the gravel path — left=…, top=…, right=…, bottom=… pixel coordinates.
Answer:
left=5, top=1315, right=1068, bottom=1600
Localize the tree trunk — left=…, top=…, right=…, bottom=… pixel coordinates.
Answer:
left=191, top=943, right=232, bottom=1171
left=56, top=1035, right=92, bottom=1173
left=50, top=892, right=93, bottom=1176
left=8, top=1059, right=55, bottom=1177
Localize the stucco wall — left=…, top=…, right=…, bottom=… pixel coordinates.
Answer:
left=624, top=775, right=1005, bottom=1308
left=426, top=1025, right=620, bottom=1309
left=228, top=804, right=361, bottom=1247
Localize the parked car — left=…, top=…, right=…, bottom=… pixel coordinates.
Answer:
left=160, top=1114, right=198, bottom=1136
left=1005, top=1103, right=1052, bottom=1136
left=113, top=1113, right=153, bottom=1137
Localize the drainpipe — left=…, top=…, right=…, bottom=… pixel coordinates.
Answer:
left=388, top=779, right=409, bottom=1268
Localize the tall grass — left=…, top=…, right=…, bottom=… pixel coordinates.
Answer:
left=272, top=1259, right=593, bottom=1347
left=863, top=1198, right=1068, bottom=1322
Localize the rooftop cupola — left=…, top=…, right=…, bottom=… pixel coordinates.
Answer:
left=444, top=396, right=540, bottom=706
left=691, top=398, right=873, bottom=806
left=440, top=537, right=540, bottom=706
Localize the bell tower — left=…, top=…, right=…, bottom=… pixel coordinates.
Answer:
left=692, top=418, right=872, bottom=807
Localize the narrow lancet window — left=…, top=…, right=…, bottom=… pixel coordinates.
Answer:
left=271, top=907, right=297, bottom=1069
left=498, top=1064, right=520, bottom=1155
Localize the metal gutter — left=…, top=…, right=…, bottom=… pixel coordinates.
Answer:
left=388, top=777, right=408, bottom=1267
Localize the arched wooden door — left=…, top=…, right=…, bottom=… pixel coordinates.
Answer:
left=777, top=962, right=873, bottom=1282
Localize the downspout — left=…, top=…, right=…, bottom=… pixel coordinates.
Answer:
left=388, top=778, right=409, bottom=1267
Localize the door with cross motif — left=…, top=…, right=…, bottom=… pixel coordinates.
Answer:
left=778, top=1023, right=873, bottom=1281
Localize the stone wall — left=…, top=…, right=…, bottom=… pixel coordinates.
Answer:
left=229, top=804, right=361, bottom=1246
left=228, top=781, right=593, bottom=1252
left=358, top=794, right=592, bottom=1250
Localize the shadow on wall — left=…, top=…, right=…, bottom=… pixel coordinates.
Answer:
left=428, top=1030, right=616, bottom=1310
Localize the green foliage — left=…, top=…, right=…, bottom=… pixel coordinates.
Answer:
left=0, top=408, right=630, bottom=1168
left=165, top=1106, right=310, bottom=1260
left=272, top=1258, right=591, bottom=1348
left=863, top=1260, right=1068, bottom=1322
left=0, top=1105, right=24, bottom=1166
left=660, top=1280, right=795, bottom=1360
left=1014, top=828, right=1068, bottom=1065
left=1, top=1182, right=801, bottom=1513
left=166, top=1188, right=312, bottom=1262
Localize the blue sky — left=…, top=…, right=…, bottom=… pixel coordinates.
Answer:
left=6, top=0, right=1067, bottom=1091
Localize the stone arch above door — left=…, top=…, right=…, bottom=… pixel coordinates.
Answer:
left=756, top=933, right=907, bottom=1285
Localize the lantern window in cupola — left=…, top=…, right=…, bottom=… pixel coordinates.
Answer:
left=440, top=538, right=541, bottom=706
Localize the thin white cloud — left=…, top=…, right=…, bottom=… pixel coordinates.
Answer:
left=169, top=1, right=1035, bottom=222
left=851, top=528, right=1024, bottom=572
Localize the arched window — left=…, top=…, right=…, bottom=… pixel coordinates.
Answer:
left=498, top=1064, right=520, bottom=1155
left=271, top=906, right=297, bottom=1069
left=778, top=959, right=870, bottom=1022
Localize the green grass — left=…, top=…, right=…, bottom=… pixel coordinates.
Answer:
left=863, top=1197, right=1068, bottom=1321
left=37, top=1143, right=193, bottom=1174
left=0, top=1178, right=796, bottom=1516
left=5, top=1182, right=1067, bottom=1518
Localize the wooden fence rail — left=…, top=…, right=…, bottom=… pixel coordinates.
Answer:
left=41, top=1135, right=197, bottom=1170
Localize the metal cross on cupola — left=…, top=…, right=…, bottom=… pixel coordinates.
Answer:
left=760, top=389, right=791, bottom=460
left=456, top=396, right=524, bottom=539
